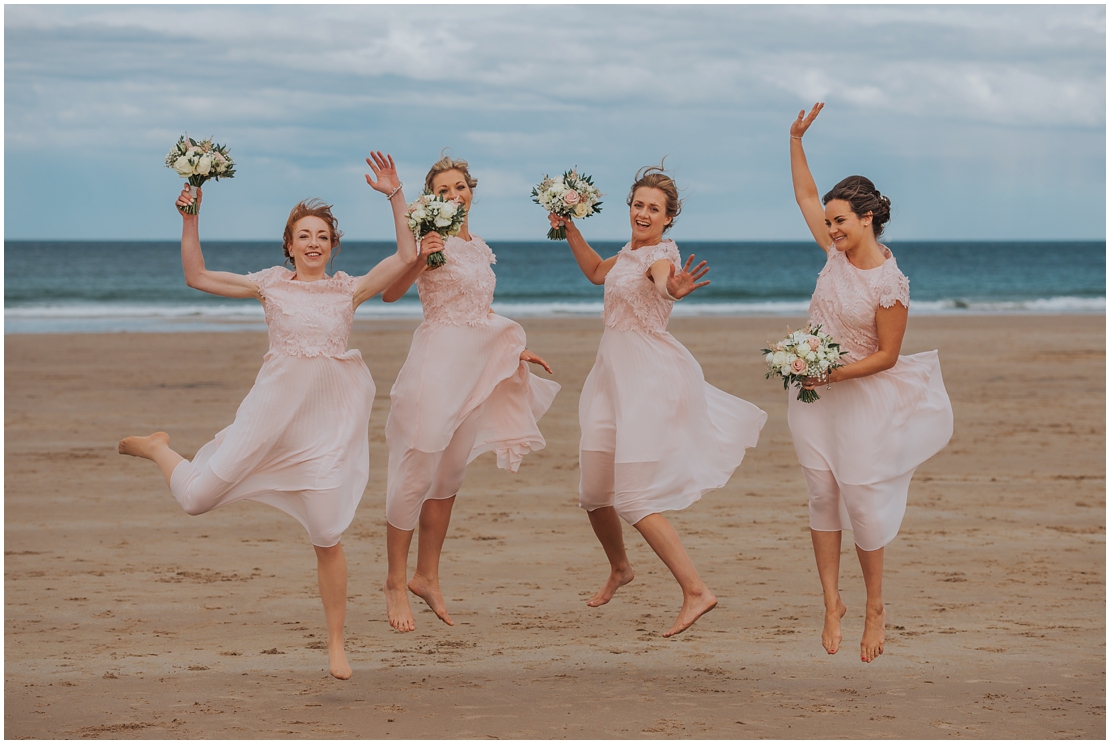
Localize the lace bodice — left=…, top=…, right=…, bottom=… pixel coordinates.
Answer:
left=247, top=266, right=357, bottom=358
left=602, top=241, right=680, bottom=332
left=808, top=246, right=910, bottom=361
left=416, top=235, right=497, bottom=326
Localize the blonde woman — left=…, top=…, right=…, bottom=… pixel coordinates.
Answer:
left=548, top=165, right=767, bottom=637
left=381, top=155, right=559, bottom=632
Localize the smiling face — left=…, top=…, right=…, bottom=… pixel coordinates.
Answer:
left=288, top=215, right=333, bottom=271
left=431, top=169, right=474, bottom=211
left=629, top=186, right=672, bottom=244
left=824, top=199, right=873, bottom=253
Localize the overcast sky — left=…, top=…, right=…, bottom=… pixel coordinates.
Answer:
left=4, top=4, right=1105, bottom=241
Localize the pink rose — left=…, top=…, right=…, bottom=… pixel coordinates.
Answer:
left=563, top=190, right=581, bottom=205
left=807, top=337, right=820, bottom=351
left=790, top=358, right=807, bottom=374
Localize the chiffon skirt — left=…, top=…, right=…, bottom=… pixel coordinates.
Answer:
left=169, top=351, right=375, bottom=548
left=385, top=314, right=560, bottom=530
left=579, top=328, right=767, bottom=525
left=787, top=350, right=953, bottom=550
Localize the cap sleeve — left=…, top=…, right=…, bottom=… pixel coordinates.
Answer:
left=649, top=240, right=681, bottom=267
left=331, top=271, right=358, bottom=295
left=876, top=264, right=910, bottom=309
left=246, top=266, right=287, bottom=294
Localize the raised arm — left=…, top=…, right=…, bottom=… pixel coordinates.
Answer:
left=381, top=232, right=442, bottom=303
left=549, top=214, right=617, bottom=285
left=177, top=186, right=261, bottom=299
left=352, top=152, right=421, bottom=307
left=790, top=102, right=830, bottom=252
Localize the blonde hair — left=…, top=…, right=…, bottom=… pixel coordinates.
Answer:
left=282, top=199, right=342, bottom=268
left=627, top=161, right=683, bottom=233
left=424, top=153, right=478, bottom=193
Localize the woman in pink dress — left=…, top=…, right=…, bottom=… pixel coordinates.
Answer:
left=118, top=152, right=417, bottom=680
left=789, top=103, right=953, bottom=662
left=381, top=155, right=560, bottom=632
left=548, top=165, right=767, bottom=637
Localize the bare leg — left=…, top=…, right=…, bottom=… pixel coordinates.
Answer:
left=811, top=529, right=847, bottom=654
left=118, top=432, right=184, bottom=486
left=314, top=542, right=351, bottom=680
left=384, top=524, right=416, bottom=632
left=856, top=544, right=885, bottom=663
left=633, top=513, right=717, bottom=637
left=585, top=506, right=635, bottom=606
left=409, top=495, right=456, bottom=627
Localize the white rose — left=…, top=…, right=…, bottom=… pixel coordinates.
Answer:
left=804, top=349, right=817, bottom=362
left=196, top=155, right=213, bottom=176
left=818, top=360, right=830, bottom=371
left=574, top=202, right=589, bottom=219
left=434, top=214, right=452, bottom=228
left=410, top=207, right=427, bottom=223
left=440, top=201, right=457, bottom=218
left=173, top=156, right=194, bottom=176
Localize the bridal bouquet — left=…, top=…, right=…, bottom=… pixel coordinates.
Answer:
left=164, top=134, right=235, bottom=214
left=763, top=324, right=843, bottom=403
left=406, top=192, right=467, bottom=270
left=532, top=168, right=603, bottom=240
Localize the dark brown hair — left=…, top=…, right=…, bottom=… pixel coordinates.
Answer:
left=822, top=176, right=892, bottom=238
left=627, top=161, right=683, bottom=233
left=282, top=199, right=342, bottom=268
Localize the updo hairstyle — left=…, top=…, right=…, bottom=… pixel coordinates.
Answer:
left=627, top=162, right=683, bottom=233
left=424, top=153, right=478, bottom=193
left=282, top=199, right=343, bottom=268
left=822, top=176, right=892, bottom=238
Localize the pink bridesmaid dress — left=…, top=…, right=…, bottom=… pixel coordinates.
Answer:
left=788, top=246, right=954, bottom=551
left=385, top=235, right=560, bottom=530
left=579, top=240, right=767, bottom=524
left=169, top=266, right=374, bottom=548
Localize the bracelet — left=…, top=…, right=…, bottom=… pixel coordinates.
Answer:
left=664, top=286, right=681, bottom=302
left=386, top=183, right=403, bottom=200
left=790, top=136, right=802, bottom=140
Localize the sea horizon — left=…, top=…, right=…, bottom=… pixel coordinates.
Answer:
left=5, top=239, right=1105, bottom=333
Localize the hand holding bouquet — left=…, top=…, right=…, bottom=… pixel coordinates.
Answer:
left=532, top=169, right=603, bottom=240
left=165, top=134, right=235, bottom=214
left=406, top=192, right=467, bottom=270
left=763, top=324, right=843, bottom=403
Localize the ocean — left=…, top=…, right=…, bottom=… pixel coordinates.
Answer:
left=4, top=240, right=1105, bottom=333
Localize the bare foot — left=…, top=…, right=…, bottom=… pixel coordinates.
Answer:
left=328, top=639, right=351, bottom=680
left=662, top=589, right=718, bottom=637
left=118, top=431, right=170, bottom=459
left=408, top=573, right=454, bottom=626
left=383, top=579, right=415, bottom=632
left=586, top=566, right=635, bottom=607
left=822, top=597, right=848, bottom=654
left=861, top=604, right=885, bottom=663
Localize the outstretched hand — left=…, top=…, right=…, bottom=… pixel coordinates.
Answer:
left=790, top=102, right=824, bottom=139
left=176, top=184, right=201, bottom=215
left=365, top=151, right=400, bottom=195
left=520, top=349, right=553, bottom=375
left=665, top=254, right=710, bottom=300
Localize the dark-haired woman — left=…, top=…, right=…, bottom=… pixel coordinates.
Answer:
left=118, top=152, right=417, bottom=680
left=789, top=103, right=953, bottom=663
left=548, top=165, right=766, bottom=637
left=380, top=155, right=559, bottom=633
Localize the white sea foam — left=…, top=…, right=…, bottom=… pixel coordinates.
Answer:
left=4, top=296, right=1103, bottom=333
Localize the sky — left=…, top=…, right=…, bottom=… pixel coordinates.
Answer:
left=4, top=4, right=1106, bottom=242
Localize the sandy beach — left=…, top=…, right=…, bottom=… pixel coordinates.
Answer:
left=4, top=314, right=1105, bottom=739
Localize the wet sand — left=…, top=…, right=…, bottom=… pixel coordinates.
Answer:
left=4, top=314, right=1105, bottom=738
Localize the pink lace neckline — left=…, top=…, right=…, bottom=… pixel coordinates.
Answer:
left=840, top=245, right=893, bottom=272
